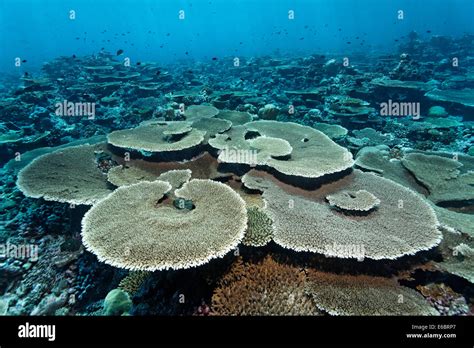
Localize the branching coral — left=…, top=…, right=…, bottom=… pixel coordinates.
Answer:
left=242, top=206, right=273, bottom=247
left=118, top=271, right=151, bottom=296
left=211, top=256, right=320, bottom=315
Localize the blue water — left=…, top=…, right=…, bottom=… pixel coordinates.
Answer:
left=1, top=0, right=473, bottom=74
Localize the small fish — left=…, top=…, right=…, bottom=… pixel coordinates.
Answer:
left=185, top=51, right=189, bottom=55
left=136, top=62, right=141, bottom=66
left=212, top=57, right=218, bottom=61
left=166, top=33, right=170, bottom=36
left=426, top=30, right=431, bottom=33
left=299, top=37, right=304, bottom=40
left=156, top=71, right=161, bottom=75
left=24, top=72, right=29, bottom=77
left=116, top=49, right=124, bottom=55
left=338, top=28, right=342, bottom=31
left=72, top=54, right=76, bottom=58
left=394, top=39, right=399, bottom=42
left=75, top=37, right=80, bottom=40
left=22, top=59, right=27, bottom=63
left=346, top=41, right=351, bottom=44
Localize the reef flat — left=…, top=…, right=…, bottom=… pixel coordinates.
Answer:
left=0, top=33, right=473, bottom=317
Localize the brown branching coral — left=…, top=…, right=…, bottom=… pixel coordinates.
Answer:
left=211, top=256, right=320, bottom=316
left=118, top=271, right=151, bottom=296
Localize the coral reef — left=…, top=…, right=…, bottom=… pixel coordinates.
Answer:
left=211, top=256, right=320, bottom=315
left=1, top=32, right=473, bottom=317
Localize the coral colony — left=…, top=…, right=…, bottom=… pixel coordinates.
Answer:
left=0, top=1, right=473, bottom=323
